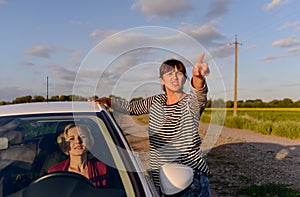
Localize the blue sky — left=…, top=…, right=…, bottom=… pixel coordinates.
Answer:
left=1, top=0, right=300, bottom=102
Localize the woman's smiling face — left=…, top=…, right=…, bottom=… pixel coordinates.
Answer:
left=66, top=127, right=88, bottom=156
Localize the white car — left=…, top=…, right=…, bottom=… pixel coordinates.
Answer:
left=0, top=102, right=192, bottom=197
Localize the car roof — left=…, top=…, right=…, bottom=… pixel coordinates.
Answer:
left=0, top=102, right=103, bottom=117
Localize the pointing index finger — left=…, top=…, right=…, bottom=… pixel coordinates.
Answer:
left=197, top=53, right=205, bottom=63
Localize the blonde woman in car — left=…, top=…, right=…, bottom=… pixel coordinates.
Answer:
left=48, top=123, right=108, bottom=188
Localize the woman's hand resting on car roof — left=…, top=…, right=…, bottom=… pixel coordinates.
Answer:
left=88, top=97, right=114, bottom=109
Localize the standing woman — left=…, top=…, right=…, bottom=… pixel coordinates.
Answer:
left=96, top=53, right=210, bottom=196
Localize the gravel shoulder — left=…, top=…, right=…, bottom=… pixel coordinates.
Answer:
left=199, top=123, right=300, bottom=196
left=116, top=114, right=300, bottom=196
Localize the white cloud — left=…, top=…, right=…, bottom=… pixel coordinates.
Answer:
left=90, top=24, right=228, bottom=56
left=22, top=61, right=35, bottom=67
left=42, top=63, right=97, bottom=97
left=278, top=20, right=300, bottom=30
left=131, top=0, right=193, bottom=18
left=90, top=31, right=160, bottom=55
left=272, top=36, right=300, bottom=48
left=261, top=54, right=284, bottom=61
left=178, top=20, right=228, bottom=47
left=47, top=64, right=76, bottom=81
left=206, top=0, right=234, bottom=18
left=264, top=0, right=283, bottom=11
left=0, top=0, right=7, bottom=5
left=66, top=51, right=85, bottom=68
left=96, top=50, right=156, bottom=83
left=25, top=45, right=55, bottom=58
left=244, top=45, right=258, bottom=51
left=288, top=47, right=300, bottom=53
left=209, top=44, right=234, bottom=59
left=90, top=29, right=118, bottom=40
left=81, top=25, right=231, bottom=99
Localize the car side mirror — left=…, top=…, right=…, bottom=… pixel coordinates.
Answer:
left=0, top=137, right=8, bottom=150
left=159, top=163, right=193, bottom=195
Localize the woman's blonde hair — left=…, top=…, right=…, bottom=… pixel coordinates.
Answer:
left=57, top=123, right=92, bottom=155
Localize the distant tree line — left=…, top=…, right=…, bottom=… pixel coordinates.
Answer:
left=0, top=95, right=300, bottom=108
left=207, top=98, right=300, bottom=108
left=0, top=95, right=87, bottom=105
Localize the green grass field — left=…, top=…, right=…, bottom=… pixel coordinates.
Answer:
left=132, top=108, right=300, bottom=139
left=201, top=108, right=300, bottom=139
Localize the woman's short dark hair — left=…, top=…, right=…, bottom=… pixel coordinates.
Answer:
left=160, top=59, right=187, bottom=78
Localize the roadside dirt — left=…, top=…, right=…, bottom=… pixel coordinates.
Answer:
left=199, top=123, right=300, bottom=196
left=116, top=114, right=300, bottom=196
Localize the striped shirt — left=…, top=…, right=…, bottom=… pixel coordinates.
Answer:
left=113, top=83, right=210, bottom=187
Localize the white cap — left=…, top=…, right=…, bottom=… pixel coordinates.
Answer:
left=159, top=163, right=193, bottom=195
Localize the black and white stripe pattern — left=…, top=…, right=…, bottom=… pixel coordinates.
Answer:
left=114, top=83, right=210, bottom=187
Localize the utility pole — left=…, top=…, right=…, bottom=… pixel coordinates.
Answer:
left=46, top=76, right=49, bottom=102
left=231, top=35, right=242, bottom=116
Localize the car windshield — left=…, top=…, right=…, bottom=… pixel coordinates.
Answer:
left=0, top=111, right=141, bottom=196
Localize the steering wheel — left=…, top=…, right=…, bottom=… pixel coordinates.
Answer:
left=33, top=171, right=94, bottom=186
left=8, top=171, right=97, bottom=197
